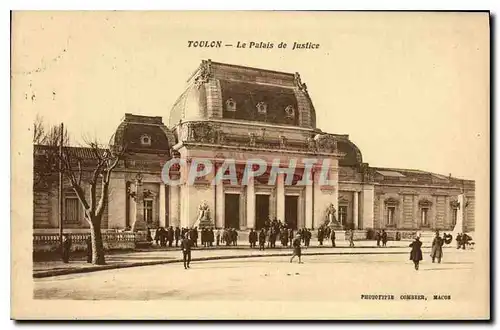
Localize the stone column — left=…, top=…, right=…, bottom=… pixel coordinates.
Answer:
left=132, top=178, right=146, bottom=231
left=215, top=180, right=224, bottom=229
left=412, top=195, right=418, bottom=228
left=361, top=185, right=374, bottom=229
left=305, top=182, right=313, bottom=229
left=159, top=184, right=166, bottom=228
left=246, top=177, right=255, bottom=229
left=169, top=184, right=180, bottom=228
left=276, top=173, right=285, bottom=222
left=107, top=175, right=126, bottom=229
left=353, top=191, right=359, bottom=230
left=312, top=169, right=322, bottom=229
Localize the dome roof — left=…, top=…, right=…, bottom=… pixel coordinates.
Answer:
left=114, top=114, right=176, bottom=154
left=168, top=60, right=317, bottom=129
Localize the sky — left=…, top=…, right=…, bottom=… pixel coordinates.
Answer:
left=11, top=11, right=489, bottom=181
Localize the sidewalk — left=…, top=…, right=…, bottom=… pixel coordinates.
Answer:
left=33, top=240, right=453, bottom=278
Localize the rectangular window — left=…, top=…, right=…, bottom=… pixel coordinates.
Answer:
left=387, top=207, right=395, bottom=225
left=452, top=208, right=458, bottom=226
left=64, top=197, right=79, bottom=224
left=144, top=199, right=153, bottom=224
left=339, top=206, right=348, bottom=225
left=421, top=208, right=429, bottom=226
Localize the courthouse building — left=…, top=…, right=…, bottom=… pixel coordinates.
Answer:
left=33, top=60, right=475, bottom=235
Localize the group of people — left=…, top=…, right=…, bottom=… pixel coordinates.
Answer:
left=375, top=230, right=388, bottom=247
left=409, top=231, right=455, bottom=270
left=456, top=233, right=472, bottom=249
left=247, top=226, right=313, bottom=250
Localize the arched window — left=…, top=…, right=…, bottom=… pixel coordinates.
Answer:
left=226, top=98, right=237, bottom=112
left=284, top=105, right=295, bottom=118
left=140, top=134, right=151, bottom=146
left=256, top=101, right=267, bottom=114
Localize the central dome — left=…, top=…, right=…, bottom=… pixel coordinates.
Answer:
left=168, top=60, right=317, bottom=129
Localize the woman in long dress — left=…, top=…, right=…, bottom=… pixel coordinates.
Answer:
left=409, top=236, right=423, bottom=270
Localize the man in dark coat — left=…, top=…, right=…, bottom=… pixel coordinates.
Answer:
left=381, top=230, right=388, bottom=247
left=191, top=227, right=198, bottom=247
left=304, top=229, right=311, bottom=247
left=431, top=231, right=444, bottom=263
left=258, top=229, right=266, bottom=250
left=249, top=229, right=257, bottom=248
left=290, top=234, right=303, bottom=264
left=331, top=230, right=336, bottom=247
left=409, top=236, right=423, bottom=270
left=174, top=227, right=181, bottom=247
left=375, top=231, right=381, bottom=247
left=288, top=228, right=294, bottom=246
left=180, top=233, right=192, bottom=269
left=456, top=233, right=462, bottom=249
left=86, top=235, right=92, bottom=263
left=233, top=228, right=238, bottom=246
left=318, top=227, right=324, bottom=246
left=61, top=234, right=72, bottom=263
left=209, top=228, right=215, bottom=247
left=167, top=226, right=174, bottom=247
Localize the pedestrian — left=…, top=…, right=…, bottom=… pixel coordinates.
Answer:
left=216, top=228, right=221, bottom=246
left=375, top=231, right=381, bottom=247
left=174, top=226, right=181, bottom=247
left=304, top=229, right=311, bottom=247
left=146, top=227, right=153, bottom=242
left=86, top=235, right=92, bottom=263
left=232, top=228, right=238, bottom=246
left=382, top=230, right=388, bottom=247
left=62, top=234, right=72, bottom=263
left=259, top=228, right=266, bottom=250
left=431, top=231, right=444, bottom=263
left=181, top=233, right=192, bottom=269
left=409, top=235, right=423, bottom=270
left=290, top=234, right=303, bottom=264
left=210, top=228, right=215, bottom=247
left=331, top=229, right=336, bottom=247
left=192, top=227, right=198, bottom=247
left=349, top=229, right=355, bottom=247
left=318, top=227, right=324, bottom=246
left=167, top=226, right=174, bottom=247
left=249, top=229, right=257, bottom=248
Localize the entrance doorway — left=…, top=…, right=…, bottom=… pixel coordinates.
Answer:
left=285, top=196, right=298, bottom=229
left=224, top=194, right=240, bottom=229
left=255, top=194, right=270, bottom=229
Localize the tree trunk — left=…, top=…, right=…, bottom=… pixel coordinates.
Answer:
left=90, top=219, right=106, bottom=265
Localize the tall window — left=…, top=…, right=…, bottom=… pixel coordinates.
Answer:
left=339, top=206, right=348, bottom=226
left=387, top=207, right=395, bottom=225
left=144, top=199, right=153, bottom=224
left=64, top=197, right=79, bottom=224
left=421, top=208, right=429, bottom=226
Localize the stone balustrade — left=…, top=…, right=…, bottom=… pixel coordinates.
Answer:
left=33, top=231, right=143, bottom=252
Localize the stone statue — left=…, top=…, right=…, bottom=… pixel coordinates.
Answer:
left=197, top=201, right=211, bottom=224
left=325, top=203, right=337, bottom=226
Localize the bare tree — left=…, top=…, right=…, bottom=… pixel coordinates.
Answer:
left=33, top=118, right=125, bottom=265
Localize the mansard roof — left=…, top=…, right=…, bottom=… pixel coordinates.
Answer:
left=168, top=60, right=317, bottom=129
left=113, top=113, right=175, bottom=154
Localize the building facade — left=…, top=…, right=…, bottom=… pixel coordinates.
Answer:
left=33, top=60, right=475, bottom=235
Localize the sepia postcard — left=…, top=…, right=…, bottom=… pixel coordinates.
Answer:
left=10, top=11, right=490, bottom=320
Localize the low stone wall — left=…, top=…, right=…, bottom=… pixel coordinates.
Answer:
left=33, top=231, right=145, bottom=253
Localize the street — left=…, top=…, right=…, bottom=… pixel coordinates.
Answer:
left=34, top=249, right=478, bottom=301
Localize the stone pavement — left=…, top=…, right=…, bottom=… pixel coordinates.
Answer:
left=33, top=239, right=460, bottom=278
